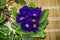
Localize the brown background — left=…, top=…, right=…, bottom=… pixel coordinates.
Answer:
left=6, top=0, right=60, bottom=40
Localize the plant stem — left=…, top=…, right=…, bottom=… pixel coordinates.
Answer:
left=20, top=34, right=22, bottom=40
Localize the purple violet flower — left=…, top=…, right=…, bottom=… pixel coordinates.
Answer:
left=19, top=6, right=29, bottom=16
left=16, top=6, right=41, bottom=32
left=21, top=19, right=33, bottom=32
left=28, top=7, right=41, bottom=20
left=16, top=14, right=26, bottom=23
left=32, top=22, right=39, bottom=32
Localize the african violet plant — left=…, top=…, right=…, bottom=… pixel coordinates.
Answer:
left=0, top=0, right=49, bottom=40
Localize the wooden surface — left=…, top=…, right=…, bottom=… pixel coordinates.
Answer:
left=7, top=0, right=60, bottom=40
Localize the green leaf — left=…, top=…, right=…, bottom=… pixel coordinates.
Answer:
left=11, top=22, right=28, bottom=35
left=11, top=22, right=20, bottom=30
left=39, top=20, right=48, bottom=30
left=22, top=34, right=34, bottom=40
left=8, top=31, right=20, bottom=40
left=16, top=29, right=28, bottom=35
left=8, top=31, right=15, bottom=40
left=10, top=7, right=17, bottom=12
left=0, top=12, right=7, bottom=23
left=0, top=0, right=6, bottom=9
left=0, top=12, right=3, bottom=20
left=28, top=2, right=36, bottom=8
left=0, top=37, right=7, bottom=40
left=30, top=31, right=46, bottom=38
left=14, top=34, right=20, bottom=40
left=15, top=0, right=26, bottom=5
left=9, top=7, right=17, bottom=20
left=39, top=9, right=49, bottom=23
left=0, top=25, right=9, bottom=38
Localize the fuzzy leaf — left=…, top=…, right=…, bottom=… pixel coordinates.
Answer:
left=0, top=0, right=6, bottom=9
left=15, top=0, right=26, bottom=5
left=10, top=7, right=17, bottom=12
left=16, top=29, right=28, bottom=35
left=30, top=31, right=46, bottom=38
left=11, top=22, right=28, bottom=35
left=39, top=9, right=49, bottom=23
left=28, top=2, right=36, bottom=8
left=8, top=31, right=20, bottom=40
left=0, top=37, right=7, bottom=40
left=39, top=20, right=48, bottom=30
left=14, top=35, right=20, bottom=40
left=11, top=22, right=20, bottom=30
left=22, top=34, right=34, bottom=40
left=0, top=25, right=9, bottom=38
left=9, top=7, right=17, bottom=20
left=0, top=12, right=7, bottom=23
left=8, top=32, right=15, bottom=40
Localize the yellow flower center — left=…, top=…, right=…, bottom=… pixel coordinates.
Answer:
left=32, top=19, right=36, bottom=22
left=33, top=14, right=36, bottom=16
left=25, top=24, right=29, bottom=28
left=33, top=24, right=36, bottom=28
left=20, top=17, right=24, bottom=20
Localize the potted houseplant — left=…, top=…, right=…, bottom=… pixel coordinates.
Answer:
left=0, top=0, right=49, bottom=40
